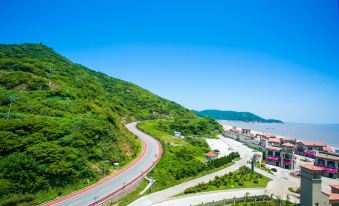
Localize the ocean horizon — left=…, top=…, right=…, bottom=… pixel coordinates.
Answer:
left=219, top=120, right=339, bottom=148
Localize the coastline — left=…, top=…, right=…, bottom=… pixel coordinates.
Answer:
left=218, top=120, right=339, bottom=149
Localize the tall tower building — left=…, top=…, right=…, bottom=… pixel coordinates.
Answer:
left=300, top=164, right=328, bottom=206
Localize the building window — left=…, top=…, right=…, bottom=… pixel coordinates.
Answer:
left=317, top=159, right=325, bottom=166
left=315, top=203, right=319, bottom=206
left=284, top=154, right=291, bottom=159
left=268, top=151, right=273, bottom=156
left=313, top=174, right=320, bottom=179
left=275, top=152, right=280, bottom=157
left=284, top=148, right=292, bottom=153
left=327, top=161, right=335, bottom=168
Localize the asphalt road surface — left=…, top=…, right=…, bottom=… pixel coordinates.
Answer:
left=45, top=122, right=161, bottom=206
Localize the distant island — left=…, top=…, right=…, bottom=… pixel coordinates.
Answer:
left=192, top=109, right=283, bottom=123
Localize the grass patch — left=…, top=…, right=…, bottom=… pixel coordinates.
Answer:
left=288, top=187, right=300, bottom=194
left=184, top=166, right=270, bottom=194
left=254, top=162, right=273, bottom=174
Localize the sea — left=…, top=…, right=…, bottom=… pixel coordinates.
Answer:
left=219, top=120, right=339, bottom=148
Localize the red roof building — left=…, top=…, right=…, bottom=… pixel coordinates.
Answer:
left=296, top=141, right=327, bottom=156
left=329, top=185, right=339, bottom=205
left=266, top=145, right=282, bottom=152
left=298, top=141, right=326, bottom=147
left=205, top=152, right=218, bottom=160
left=281, top=137, right=296, bottom=144
left=206, top=152, right=217, bottom=157
left=268, top=137, right=281, bottom=147
left=314, top=152, right=339, bottom=178
left=324, top=146, right=333, bottom=152
left=282, top=143, right=295, bottom=148
left=300, top=164, right=324, bottom=172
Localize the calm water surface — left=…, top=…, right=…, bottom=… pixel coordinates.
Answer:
left=220, top=120, right=339, bottom=148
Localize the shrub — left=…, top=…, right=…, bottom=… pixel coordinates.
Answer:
left=238, top=179, right=244, bottom=186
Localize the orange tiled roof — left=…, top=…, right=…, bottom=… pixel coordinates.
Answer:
left=265, top=146, right=282, bottom=152
left=298, top=141, right=326, bottom=147
left=300, top=164, right=323, bottom=171
left=268, top=137, right=281, bottom=143
left=329, top=193, right=339, bottom=201
left=330, top=185, right=339, bottom=190
left=206, top=152, right=217, bottom=157
left=324, top=146, right=332, bottom=152
left=282, top=143, right=294, bottom=148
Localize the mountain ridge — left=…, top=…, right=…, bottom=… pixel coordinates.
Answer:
left=193, top=109, right=283, bottom=123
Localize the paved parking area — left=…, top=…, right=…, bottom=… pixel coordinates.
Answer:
left=205, top=139, right=233, bottom=157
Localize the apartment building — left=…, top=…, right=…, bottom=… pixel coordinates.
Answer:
left=314, top=152, right=339, bottom=179
left=296, top=141, right=327, bottom=157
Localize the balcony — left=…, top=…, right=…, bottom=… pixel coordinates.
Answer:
left=304, top=150, right=316, bottom=157
left=267, top=155, right=280, bottom=161
left=316, top=166, right=338, bottom=173
left=283, top=158, right=292, bottom=165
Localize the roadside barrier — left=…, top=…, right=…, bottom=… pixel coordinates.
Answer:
left=192, top=195, right=272, bottom=206
left=89, top=129, right=163, bottom=206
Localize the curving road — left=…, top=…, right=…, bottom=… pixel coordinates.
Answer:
left=45, top=122, right=162, bottom=206
left=129, top=135, right=254, bottom=206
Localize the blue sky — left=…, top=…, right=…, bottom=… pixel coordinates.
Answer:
left=1, top=0, right=339, bottom=124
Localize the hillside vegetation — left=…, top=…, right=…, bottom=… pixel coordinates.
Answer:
left=193, top=109, right=283, bottom=123
left=136, top=120, right=230, bottom=190
left=118, top=118, right=226, bottom=205
left=0, top=44, right=220, bottom=205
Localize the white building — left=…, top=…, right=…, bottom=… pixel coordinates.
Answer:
left=173, top=131, right=182, bottom=137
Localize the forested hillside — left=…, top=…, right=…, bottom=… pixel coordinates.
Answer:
left=0, top=44, right=215, bottom=205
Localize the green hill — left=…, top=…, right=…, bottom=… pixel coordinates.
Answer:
left=0, top=43, right=220, bottom=205
left=193, top=109, right=283, bottom=123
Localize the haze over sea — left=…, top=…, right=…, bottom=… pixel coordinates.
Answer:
left=220, top=120, right=339, bottom=148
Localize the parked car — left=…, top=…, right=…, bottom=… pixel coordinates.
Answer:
left=271, top=168, right=277, bottom=172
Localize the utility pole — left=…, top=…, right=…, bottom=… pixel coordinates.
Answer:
left=251, top=158, right=254, bottom=172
